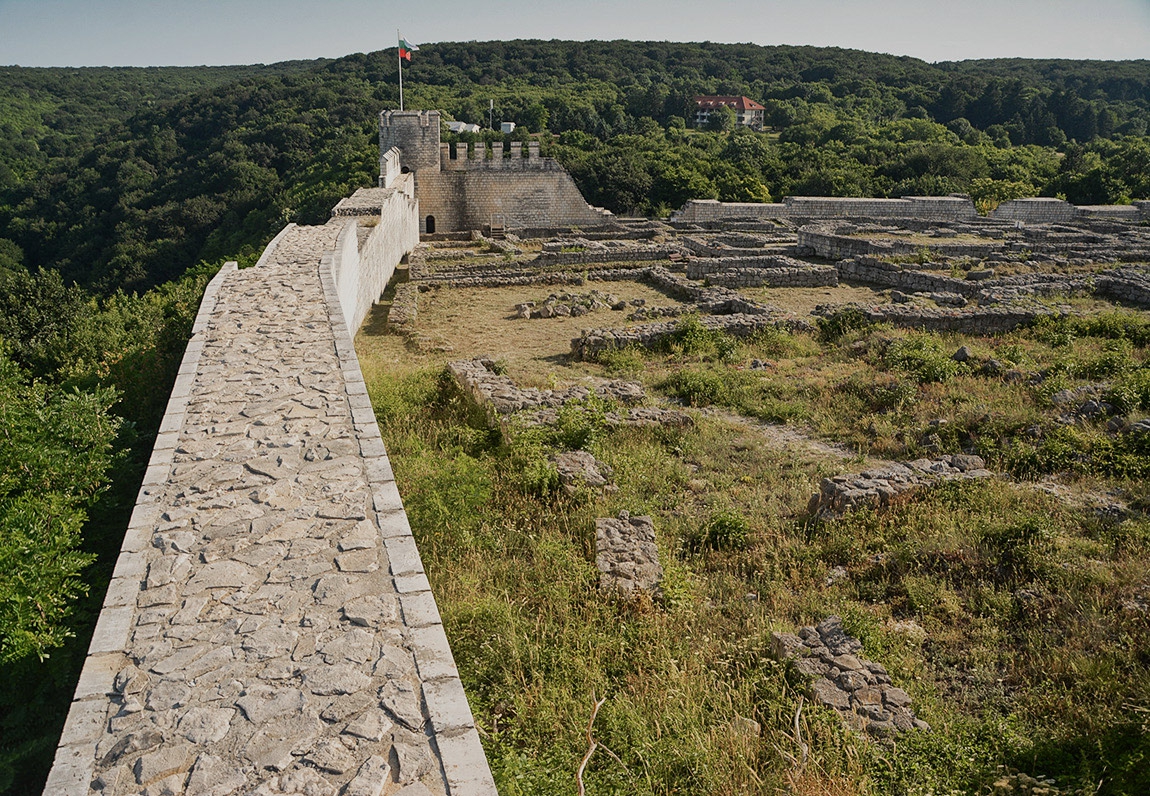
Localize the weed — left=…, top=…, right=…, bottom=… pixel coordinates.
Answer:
left=595, top=344, right=646, bottom=375
left=883, top=334, right=965, bottom=383
left=816, top=307, right=874, bottom=343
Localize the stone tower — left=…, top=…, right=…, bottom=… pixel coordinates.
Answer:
left=379, top=110, right=441, bottom=174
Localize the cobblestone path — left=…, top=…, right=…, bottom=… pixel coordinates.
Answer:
left=47, top=224, right=494, bottom=795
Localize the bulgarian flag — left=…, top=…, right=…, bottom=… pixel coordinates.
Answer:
left=399, top=35, right=419, bottom=61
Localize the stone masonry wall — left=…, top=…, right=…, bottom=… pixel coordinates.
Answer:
left=673, top=196, right=980, bottom=223
left=44, top=224, right=494, bottom=795
left=415, top=169, right=608, bottom=233
left=675, top=196, right=1147, bottom=225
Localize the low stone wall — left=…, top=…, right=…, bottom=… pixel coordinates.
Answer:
left=685, top=255, right=811, bottom=278
left=799, top=226, right=1002, bottom=260
left=1095, top=266, right=1150, bottom=307
left=446, top=358, right=644, bottom=419
left=816, top=303, right=1059, bottom=334
left=836, top=257, right=978, bottom=296
left=446, top=358, right=689, bottom=430
left=571, top=313, right=782, bottom=360
left=704, top=265, right=839, bottom=288
left=771, top=617, right=928, bottom=738
left=809, top=455, right=993, bottom=517
left=529, top=246, right=681, bottom=267
left=387, top=282, right=419, bottom=333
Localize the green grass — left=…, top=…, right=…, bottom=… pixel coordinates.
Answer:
left=362, top=309, right=1150, bottom=795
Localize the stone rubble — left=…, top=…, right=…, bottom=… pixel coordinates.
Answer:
left=551, top=451, right=616, bottom=496
left=594, top=511, right=663, bottom=595
left=809, top=454, right=994, bottom=517
left=771, top=616, right=929, bottom=739
left=446, top=357, right=692, bottom=431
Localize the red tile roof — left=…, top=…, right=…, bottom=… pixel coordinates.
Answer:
left=693, top=95, right=766, bottom=111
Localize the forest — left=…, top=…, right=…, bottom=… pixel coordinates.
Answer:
left=0, top=39, right=1149, bottom=792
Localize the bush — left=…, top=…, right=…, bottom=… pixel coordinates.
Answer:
left=661, top=368, right=729, bottom=407
left=666, top=314, right=739, bottom=362
left=596, top=344, right=646, bottom=375
left=687, top=510, right=752, bottom=553
left=817, top=307, right=874, bottom=343
left=1105, top=368, right=1150, bottom=414
left=883, top=335, right=964, bottom=383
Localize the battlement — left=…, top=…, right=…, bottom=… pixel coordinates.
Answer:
left=441, top=140, right=560, bottom=171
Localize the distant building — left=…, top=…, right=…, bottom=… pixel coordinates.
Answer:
left=446, top=121, right=481, bottom=134
left=500, top=121, right=516, bottom=134
left=693, top=95, right=766, bottom=130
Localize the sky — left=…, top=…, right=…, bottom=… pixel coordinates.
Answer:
left=1, top=0, right=1148, bottom=67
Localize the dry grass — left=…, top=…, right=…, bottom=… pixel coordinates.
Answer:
left=740, top=284, right=890, bottom=315
left=360, top=281, right=686, bottom=386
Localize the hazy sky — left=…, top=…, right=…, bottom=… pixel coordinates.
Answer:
left=1, top=0, right=1148, bottom=67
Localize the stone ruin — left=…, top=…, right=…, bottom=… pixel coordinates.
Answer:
left=445, top=357, right=691, bottom=430
left=551, top=450, right=616, bottom=496
left=771, top=616, right=928, bottom=738
left=594, top=511, right=663, bottom=595
left=809, top=454, right=993, bottom=518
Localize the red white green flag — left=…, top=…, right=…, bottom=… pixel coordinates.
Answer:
left=399, top=36, right=419, bottom=61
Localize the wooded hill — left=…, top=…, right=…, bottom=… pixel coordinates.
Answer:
left=0, top=40, right=1149, bottom=793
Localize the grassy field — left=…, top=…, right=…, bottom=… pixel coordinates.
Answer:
left=357, top=280, right=1150, bottom=795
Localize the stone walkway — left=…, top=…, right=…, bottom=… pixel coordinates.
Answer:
left=46, top=223, right=495, bottom=795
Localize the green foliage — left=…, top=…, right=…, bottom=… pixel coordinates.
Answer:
left=883, top=334, right=965, bottom=383
left=816, top=307, right=874, bottom=343
left=661, top=368, right=730, bottom=407
left=595, top=344, right=646, bottom=376
left=1105, top=369, right=1150, bottom=414
left=665, top=314, right=738, bottom=362
left=0, top=352, right=121, bottom=663
left=688, top=510, right=752, bottom=552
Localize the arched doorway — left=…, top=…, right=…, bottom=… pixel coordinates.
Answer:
left=425, top=215, right=436, bottom=234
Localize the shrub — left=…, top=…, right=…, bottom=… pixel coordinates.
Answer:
left=686, top=510, right=752, bottom=553
left=883, top=335, right=964, bottom=383
left=817, top=307, right=874, bottom=343
left=1105, top=368, right=1150, bottom=414
left=596, top=344, right=646, bottom=375
left=662, top=368, right=729, bottom=406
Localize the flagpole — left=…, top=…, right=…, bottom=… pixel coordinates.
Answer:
left=398, top=29, right=403, bottom=111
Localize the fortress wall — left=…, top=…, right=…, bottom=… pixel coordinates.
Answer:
left=673, top=196, right=979, bottom=223
left=417, top=167, right=608, bottom=232
left=330, top=182, right=420, bottom=332
left=45, top=213, right=493, bottom=795
left=677, top=196, right=1149, bottom=225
